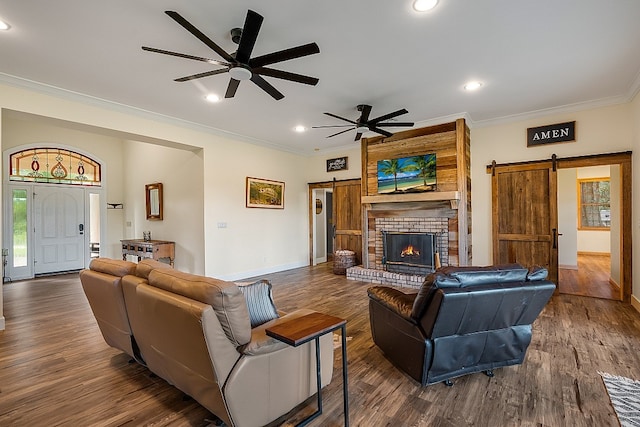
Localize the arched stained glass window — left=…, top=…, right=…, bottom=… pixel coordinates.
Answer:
left=9, top=148, right=101, bottom=186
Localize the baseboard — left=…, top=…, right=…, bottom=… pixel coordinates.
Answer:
left=559, top=264, right=578, bottom=270
left=577, top=251, right=610, bottom=256
left=631, top=295, right=640, bottom=314
left=609, top=278, right=620, bottom=290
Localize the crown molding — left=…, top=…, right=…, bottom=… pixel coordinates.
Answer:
left=0, top=73, right=305, bottom=156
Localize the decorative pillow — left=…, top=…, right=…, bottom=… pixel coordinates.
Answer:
left=237, top=279, right=279, bottom=328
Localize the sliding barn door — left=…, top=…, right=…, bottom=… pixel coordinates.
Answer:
left=333, top=179, right=362, bottom=263
left=492, top=162, right=558, bottom=285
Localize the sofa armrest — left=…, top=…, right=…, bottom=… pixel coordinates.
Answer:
left=367, top=286, right=417, bottom=322
left=240, top=308, right=319, bottom=356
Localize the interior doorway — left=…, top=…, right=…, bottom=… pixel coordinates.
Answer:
left=308, top=179, right=361, bottom=266
left=557, top=165, right=620, bottom=300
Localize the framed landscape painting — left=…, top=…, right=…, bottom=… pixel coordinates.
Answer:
left=246, top=177, right=285, bottom=209
left=377, top=154, right=436, bottom=194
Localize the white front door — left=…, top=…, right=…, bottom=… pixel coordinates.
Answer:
left=33, top=186, right=86, bottom=274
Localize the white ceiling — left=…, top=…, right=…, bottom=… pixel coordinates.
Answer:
left=1, top=0, right=639, bottom=155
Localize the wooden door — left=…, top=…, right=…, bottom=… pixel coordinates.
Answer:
left=492, top=162, right=558, bottom=285
left=333, top=180, right=362, bottom=263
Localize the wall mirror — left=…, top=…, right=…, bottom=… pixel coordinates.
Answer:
left=145, top=183, right=163, bottom=220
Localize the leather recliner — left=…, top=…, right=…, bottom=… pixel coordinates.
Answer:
left=367, top=264, right=555, bottom=386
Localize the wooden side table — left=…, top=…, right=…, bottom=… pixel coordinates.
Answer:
left=266, top=311, right=349, bottom=427
left=120, top=239, right=175, bottom=266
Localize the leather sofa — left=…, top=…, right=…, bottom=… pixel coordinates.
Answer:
left=367, top=264, right=555, bottom=386
left=80, top=258, right=333, bottom=427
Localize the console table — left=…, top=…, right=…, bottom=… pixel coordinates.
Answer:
left=266, top=311, right=349, bottom=426
left=121, top=239, right=175, bottom=266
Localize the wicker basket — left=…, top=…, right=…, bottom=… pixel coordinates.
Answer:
left=333, top=250, right=356, bottom=275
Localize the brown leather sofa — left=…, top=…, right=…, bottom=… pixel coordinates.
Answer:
left=81, top=258, right=333, bottom=427
left=367, top=264, right=555, bottom=386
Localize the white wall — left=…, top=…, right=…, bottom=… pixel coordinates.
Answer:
left=576, top=166, right=611, bottom=253
left=122, top=141, right=205, bottom=274
left=305, top=146, right=362, bottom=183
left=557, top=168, right=578, bottom=268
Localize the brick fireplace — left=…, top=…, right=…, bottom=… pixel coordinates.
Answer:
left=346, top=119, right=471, bottom=289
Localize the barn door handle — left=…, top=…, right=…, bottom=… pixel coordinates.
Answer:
left=552, top=228, right=560, bottom=249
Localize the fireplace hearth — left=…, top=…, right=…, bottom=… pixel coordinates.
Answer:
left=383, top=231, right=437, bottom=275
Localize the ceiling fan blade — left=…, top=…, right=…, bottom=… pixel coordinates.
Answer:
left=359, top=104, right=372, bottom=123
left=174, top=68, right=228, bottom=82
left=253, top=67, right=318, bottom=86
left=250, top=74, right=284, bottom=100
left=370, top=127, right=394, bottom=137
left=326, top=128, right=354, bottom=138
left=165, top=11, right=235, bottom=63
left=235, top=10, right=263, bottom=64
left=250, top=42, right=320, bottom=68
left=369, top=108, right=409, bottom=124
left=375, top=122, right=414, bottom=127
left=354, top=132, right=363, bottom=141
left=324, top=112, right=357, bottom=125
left=311, top=125, right=353, bottom=129
left=225, top=78, right=241, bottom=98
left=141, top=46, right=232, bottom=67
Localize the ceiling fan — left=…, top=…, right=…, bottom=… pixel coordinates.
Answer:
left=313, top=104, right=414, bottom=141
left=142, top=10, right=320, bottom=100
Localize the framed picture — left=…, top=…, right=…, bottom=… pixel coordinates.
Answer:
left=246, top=177, right=285, bottom=209
left=326, top=156, right=348, bottom=172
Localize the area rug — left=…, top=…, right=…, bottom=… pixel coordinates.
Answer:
left=599, top=372, right=640, bottom=427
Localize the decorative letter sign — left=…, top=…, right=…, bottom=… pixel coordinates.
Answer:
left=326, top=156, right=348, bottom=172
left=527, top=121, right=575, bottom=147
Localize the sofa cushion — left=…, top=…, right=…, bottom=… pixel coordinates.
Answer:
left=136, top=258, right=173, bottom=279
left=148, top=268, right=251, bottom=347
left=89, top=258, right=136, bottom=277
left=236, top=279, right=279, bottom=328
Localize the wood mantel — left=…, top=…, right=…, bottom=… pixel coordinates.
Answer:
left=362, top=191, right=460, bottom=209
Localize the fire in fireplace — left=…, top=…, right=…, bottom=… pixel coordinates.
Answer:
left=382, top=231, right=437, bottom=274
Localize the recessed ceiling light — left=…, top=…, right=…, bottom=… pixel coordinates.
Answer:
left=464, top=81, right=483, bottom=91
left=413, top=0, right=438, bottom=12
left=294, top=125, right=307, bottom=133
left=0, top=19, right=11, bottom=31
left=205, top=94, right=220, bottom=103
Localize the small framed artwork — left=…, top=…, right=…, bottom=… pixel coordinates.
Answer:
left=326, top=156, right=348, bottom=172
left=246, top=177, right=285, bottom=209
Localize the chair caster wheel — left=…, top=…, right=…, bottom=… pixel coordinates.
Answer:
left=444, top=379, right=454, bottom=387
left=485, top=370, right=494, bottom=377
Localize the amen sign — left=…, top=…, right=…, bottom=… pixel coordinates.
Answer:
left=527, top=121, right=575, bottom=147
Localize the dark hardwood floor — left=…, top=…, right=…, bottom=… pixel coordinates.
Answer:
left=1, top=262, right=640, bottom=426
left=559, top=254, right=619, bottom=300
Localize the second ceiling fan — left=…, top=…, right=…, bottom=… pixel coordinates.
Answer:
left=142, top=10, right=320, bottom=100
left=313, top=104, right=414, bottom=141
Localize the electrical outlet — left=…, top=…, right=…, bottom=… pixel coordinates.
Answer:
left=217, top=222, right=227, bottom=229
